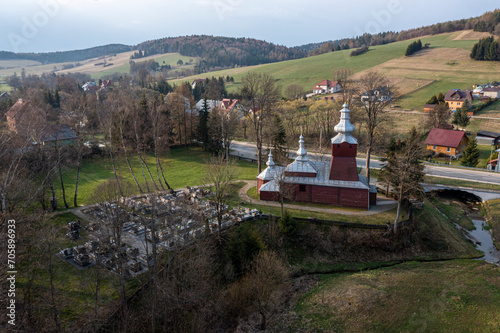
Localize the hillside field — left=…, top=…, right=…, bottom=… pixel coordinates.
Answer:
left=0, top=51, right=199, bottom=79
left=171, top=31, right=500, bottom=111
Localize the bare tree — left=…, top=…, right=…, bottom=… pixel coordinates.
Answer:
left=203, top=155, right=239, bottom=241
left=146, top=94, right=171, bottom=190
left=241, top=72, right=280, bottom=173
left=61, top=93, right=91, bottom=207
left=425, top=103, right=450, bottom=130
left=357, top=71, right=396, bottom=183
left=227, top=251, right=289, bottom=331
left=209, top=105, right=240, bottom=161
left=381, top=127, right=425, bottom=234
left=91, top=180, right=134, bottom=331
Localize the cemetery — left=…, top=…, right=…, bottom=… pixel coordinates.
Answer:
left=58, top=186, right=260, bottom=276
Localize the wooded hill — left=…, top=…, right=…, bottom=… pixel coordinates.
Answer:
left=134, top=35, right=307, bottom=71
left=297, top=9, right=500, bottom=55
left=0, top=44, right=132, bottom=64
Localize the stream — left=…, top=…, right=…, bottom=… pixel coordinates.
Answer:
left=433, top=191, right=500, bottom=265
left=468, top=219, right=500, bottom=265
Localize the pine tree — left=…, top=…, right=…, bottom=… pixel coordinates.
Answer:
left=197, top=96, right=210, bottom=151
left=452, top=107, right=470, bottom=129
left=54, top=90, right=60, bottom=108
left=437, top=92, right=445, bottom=104
left=460, top=138, right=480, bottom=167
left=427, top=95, right=438, bottom=104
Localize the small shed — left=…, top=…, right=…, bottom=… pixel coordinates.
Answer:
left=476, top=131, right=500, bottom=145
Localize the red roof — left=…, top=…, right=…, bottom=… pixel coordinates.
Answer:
left=219, top=98, right=240, bottom=110
left=425, top=128, right=467, bottom=148
left=5, top=99, right=46, bottom=120
left=314, top=79, right=339, bottom=88
left=444, top=89, right=472, bottom=103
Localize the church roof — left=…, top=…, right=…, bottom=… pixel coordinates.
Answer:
left=286, top=159, right=318, bottom=174
left=285, top=160, right=370, bottom=190
left=259, top=159, right=370, bottom=192
left=259, top=179, right=280, bottom=192
left=257, top=150, right=285, bottom=180
left=331, top=103, right=357, bottom=145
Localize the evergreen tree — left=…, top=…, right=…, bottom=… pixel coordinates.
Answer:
left=460, top=138, right=480, bottom=167
left=437, top=92, right=445, bottom=104
left=452, top=106, right=470, bottom=129
left=427, top=95, right=438, bottom=104
left=197, top=96, right=210, bottom=151
left=272, top=115, right=287, bottom=162
left=54, top=90, right=60, bottom=108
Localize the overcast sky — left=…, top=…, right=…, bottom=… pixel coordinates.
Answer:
left=1, top=0, right=499, bottom=53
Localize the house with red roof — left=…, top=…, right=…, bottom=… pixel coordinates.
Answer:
left=313, top=80, right=341, bottom=95
left=444, top=89, right=473, bottom=113
left=488, top=158, right=499, bottom=172
left=425, top=128, right=469, bottom=157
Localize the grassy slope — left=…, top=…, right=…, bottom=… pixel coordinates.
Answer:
left=485, top=198, right=500, bottom=249
left=292, top=260, right=500, bottom=333
left=90, top=53, right=198, bottom=79
left=169, top=32, right=495, bottom=104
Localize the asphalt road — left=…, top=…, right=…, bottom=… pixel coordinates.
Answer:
left=231, top=141, right=500, bottom=185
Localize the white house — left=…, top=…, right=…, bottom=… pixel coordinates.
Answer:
left=361, top=86, right=392, bottom=102
left=312, top=80, right=341, bottom=95
left=482, top=87, right=500, bottom=99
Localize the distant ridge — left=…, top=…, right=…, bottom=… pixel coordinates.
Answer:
left=134, top=35, right=307, bottom=71
left=0, top=44, right=132, bottom=64
left=295, top=9, right=500, bottom=55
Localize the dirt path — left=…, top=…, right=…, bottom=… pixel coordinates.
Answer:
left=238, top=181, right=397, bottom=216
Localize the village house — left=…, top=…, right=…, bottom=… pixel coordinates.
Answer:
left=39, top=124, right=77, bottom=146
left=0, top=92, right=10, bottom=102
left=312, top=79, right=341, bottom=95
left=361, top=86, right=392, bottom=102
left=482, top=87, right=500, bottom=99
left=191, top=79, right=207, bottom=90
left=195, top=99, right=220, bottom=111
left=257, top=103, right=376, bottom=209
left=424, top=128, right=469, bottom=157
left=423, top=104, right=437, bottom=112
left=5, top=99, right=47, bottom=137
left=476, top=130, right=500, bottom=146
left=218, top=98, right=243, bottom=118
left=444, top=89, right=473, bottom=113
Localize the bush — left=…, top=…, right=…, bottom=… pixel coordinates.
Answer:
left=278, top=210, right=297, bottom=236
left=350, top=45, right=369, bottom=57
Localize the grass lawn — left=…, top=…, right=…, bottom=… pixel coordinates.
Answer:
left=428, top=197, right=474, bottom=230
left=0, top=82, right=13, bottom=92
left=484, top=199, right=500, bottom=249
left=17, top=212, right=141, bottom=329
left=55, top=147, right=258, bottom=206
left=429, top=144, right=493, bottom=168
left=241, top=200, right=401, bottom=225
left=291, top=259, right=500, bottom=333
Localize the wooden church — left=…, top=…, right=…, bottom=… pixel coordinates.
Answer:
left=257, top=103, right=377, bottom=209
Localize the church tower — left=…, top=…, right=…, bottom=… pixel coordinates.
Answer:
left=329, top=103, right=359, bottom=181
